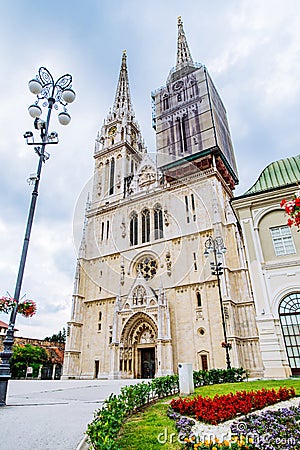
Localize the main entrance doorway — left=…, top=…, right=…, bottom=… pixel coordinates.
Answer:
left=140, top=347, right=155, bottom=378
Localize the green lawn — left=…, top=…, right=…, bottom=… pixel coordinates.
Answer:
left=117, top=379, right=300, bottom=450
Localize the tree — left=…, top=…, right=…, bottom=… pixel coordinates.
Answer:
left=44, top=327, right=66, bottom=343
left=10, top=344, right=48, bottom=378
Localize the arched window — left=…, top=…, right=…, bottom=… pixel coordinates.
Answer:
left=163, top=94, right=169, bottom=110
left=109, top=157, right=115, bottom=195
left=142, top=209, right=150, bottom=243
left=154, top=204, right=163, bottom=240
left=129, top=212, right=138, bottom=246
left=279, top=293, right=300, bottom=375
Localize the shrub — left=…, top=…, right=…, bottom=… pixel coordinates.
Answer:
left=86, top=367, right=248, bottom=449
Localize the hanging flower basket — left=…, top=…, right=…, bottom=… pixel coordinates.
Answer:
left=0, top=296, right=17, bottom=314
left=0, top=296, right=37, bottom=318
left=221, top=341, right=232, bottom=350
left=17, top=300, right=37, bottom=318
left=281, top=196, right=300, bottom=230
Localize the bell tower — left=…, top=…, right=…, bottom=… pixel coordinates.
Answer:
left=92, top=51, right=146, bottom=204
left=152, top=17, right=238, bottom=190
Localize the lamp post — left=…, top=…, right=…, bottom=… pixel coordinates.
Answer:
left=204, top=236, right=231, bottom=370
left=0, top=67, right=76, bottom=406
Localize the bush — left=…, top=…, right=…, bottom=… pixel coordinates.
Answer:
left=86, top=367, right=247, bottom=449
left=10, top=344, right=48, bottom=379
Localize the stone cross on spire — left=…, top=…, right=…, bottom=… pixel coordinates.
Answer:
left=176, top=16, right=194, bottom=69
left=113, top=50, right=134, bottom=115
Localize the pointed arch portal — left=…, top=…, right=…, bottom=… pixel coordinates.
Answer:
left=120, top=312, right=157, bottom=378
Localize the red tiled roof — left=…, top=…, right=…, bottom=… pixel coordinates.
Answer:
left=0, top=320, right=18, bottom=331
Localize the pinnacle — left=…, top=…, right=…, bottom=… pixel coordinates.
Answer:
left=113, top=50, right=134, bottom=115
left=176, top=16, right=194, bottom=68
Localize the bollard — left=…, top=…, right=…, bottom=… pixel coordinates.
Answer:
left=178, top=363, right=194, bottom=395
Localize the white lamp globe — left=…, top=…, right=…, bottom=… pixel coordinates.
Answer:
left=28, top=79, right=42, bottom=95
left=28, top=104, right=42, bottom=118
left=62, top=89, right=76, bottom=104
left=58, top=112, right=71, bottom=125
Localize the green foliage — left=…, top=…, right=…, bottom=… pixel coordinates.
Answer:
left=10, top=344, right=48, bottom=378
left=86, top=368, right=247, bottom=449
left=118, top=379, right=300, bottom=450
left=193, top=367, right=248, bottom=387
left=152, top=374, right=179, bottom=398
left=44, top=327, right=66, bottom=343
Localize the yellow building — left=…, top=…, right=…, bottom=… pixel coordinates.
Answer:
left=63, top=19, right=263, bottom=380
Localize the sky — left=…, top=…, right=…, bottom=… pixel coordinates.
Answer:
left=0, top=0, right=300, bottom=339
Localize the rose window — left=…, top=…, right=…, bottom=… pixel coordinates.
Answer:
left=138, top=257, right=158, bottom=280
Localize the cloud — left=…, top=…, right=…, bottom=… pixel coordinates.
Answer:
left=1, top=0, right=299, bottom=338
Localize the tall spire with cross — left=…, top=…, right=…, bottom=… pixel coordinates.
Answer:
left=113, top=50, right=134, bottom=116
left=176, top=16, right=194, bottom=69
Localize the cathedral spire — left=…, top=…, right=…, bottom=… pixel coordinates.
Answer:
left=176, top=16, right=194, bottom=69
left=113, top=50, right=134, bottom=115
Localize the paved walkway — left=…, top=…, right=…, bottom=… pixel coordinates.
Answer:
left=0, top=379, right=141, bottom=450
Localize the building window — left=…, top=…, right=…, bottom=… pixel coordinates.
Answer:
left=109, top=157, right=115, bottom=195
left=201, top=354, right=208, bottom=371
left=196, top=291, right=201, bottom=307
left=191, top=193, right=196, bottom=221
left=185, top=195, right=190, bottom=223
left=137, top=257, right=158, bottom=281
left=106, top=220, right=110, bottom=240
left=163, top=94, right=169, bottom=110
left=142, top=209, right=150, bottom=243
left=182, top=114, right=189, bottom=152
left=270, top=226, right=296, bottom=256
left=177, top=118, right=184, bottom=153
left=154, top=204, right=163, bottom=239
left=98, top=311, right=102, bottom=332
left=193, top=252, right=198, bottom=271
left=279, top=293, right=300, bottom=375
left=108, top=326, right=113, bottom=344
left=130, top=212, right=138, bottom=246
left=101, top=222, right=104, bottom=241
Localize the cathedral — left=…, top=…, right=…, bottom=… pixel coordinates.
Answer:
left=62, top=18, right=264, bottom=380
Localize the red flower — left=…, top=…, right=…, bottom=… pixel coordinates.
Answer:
left=281, top=195, right=300, bottom=230
left=17, top=299, right=37, bottom=318
left=170, top=387, right=295, bottom=424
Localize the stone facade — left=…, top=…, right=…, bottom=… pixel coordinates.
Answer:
left=63, top=19, right=263, bottom=380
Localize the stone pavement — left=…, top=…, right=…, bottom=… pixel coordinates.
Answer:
left=0, top=379, right=141, bottom=450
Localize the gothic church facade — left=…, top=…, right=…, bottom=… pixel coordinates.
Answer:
left=63, top=19, right=263, bottom=380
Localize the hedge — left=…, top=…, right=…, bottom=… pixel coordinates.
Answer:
left=86, top=367, right=248, bottom=449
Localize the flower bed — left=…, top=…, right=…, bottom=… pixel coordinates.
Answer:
left=169, top=394, right=299, bottom=449
left=170, top=387, right=296, bottom=425
left=87, top=368, right=247, bottom=449
left=231, top=403, right=300, bottom=450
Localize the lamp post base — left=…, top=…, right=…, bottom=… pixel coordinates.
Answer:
left=0, top=376, right=10, bottom=406
left=0, top=329, right=14, bottom=406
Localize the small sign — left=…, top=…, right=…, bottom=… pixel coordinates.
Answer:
left=26, top=366, right=33, bottom=375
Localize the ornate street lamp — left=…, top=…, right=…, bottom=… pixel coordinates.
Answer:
left=0, top=67, right=75, bottom=406
left=204, top=236, right=231, bottom=370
